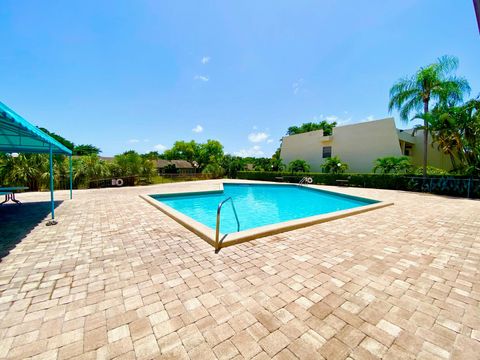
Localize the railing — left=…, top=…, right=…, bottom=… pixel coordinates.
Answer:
left=215, top=197, right=240, bottom=252
left=405, top=176, right=480, bottom=198
left=299, top=176, right=313, bottom=185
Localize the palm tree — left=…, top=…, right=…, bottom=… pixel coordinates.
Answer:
left=388, top=55, right=470, bottom=177
left=321, top=156, right=348, bottom=174
left=373, top=156, right=412, bottom=174
left=74, top=155, right=109, bottom=186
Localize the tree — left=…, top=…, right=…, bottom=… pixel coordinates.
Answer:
left=373, top=156, right=412, bottom=174
left=113, top=151, right=142, bottom=176
left=419, top=98, right=480, bottom=174
left=287, top=120, right=337, bottom=136
left=202, top=163, right=225, bottom=178
left=0, top=153, right=48, bottom=190
left=74, top=154, right=109, bottom=185
left=142, top=151, right=162, bottom=160
left=271, top=147, right=285, bottom=171
left=220, top=155, right=244, bottom=178
left=288, top=159, right=310, bottom=173
left=388, top=55, right=470, bottom=177
left=198, top=140, right=224, bottom=168
left=74, top=144, right=101, bottom=156
left=163, top=141, right=199, bottom=163
left=322, top=156, right=348, bottom=174
left=39, top=127, right=75, bottom=150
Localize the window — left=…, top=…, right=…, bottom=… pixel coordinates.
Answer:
left=322, top=146, right=332, bottom=158
left=404, top=145, right=413, bottom=156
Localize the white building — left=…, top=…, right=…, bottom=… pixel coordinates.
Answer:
left=280, top=118, right=452, bottom=173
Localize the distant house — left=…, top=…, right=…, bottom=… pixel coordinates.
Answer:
left=99, top=156, right=114, bottom=162
left=156, top=159, right=196, bottom=175
left=244, top=163, right=255, bottom=171
left=280, top=117, right=452, bottom=173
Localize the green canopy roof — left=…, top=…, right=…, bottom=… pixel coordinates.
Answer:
left=0, top=102, right=72, bottom=155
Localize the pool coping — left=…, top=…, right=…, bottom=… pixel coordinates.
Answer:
left=140, top=182, right=393, bottom=250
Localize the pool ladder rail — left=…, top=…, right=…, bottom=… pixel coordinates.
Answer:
left=215, top=197, right=240, bottom=252
left=299, top=176, right=313, bottom=185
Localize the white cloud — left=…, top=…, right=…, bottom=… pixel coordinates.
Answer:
left=234, top=145, right=264, bottom=157
left=154, top=144, right=167, bottom=151
left=194, top=75, right=209, bottom=82
left=128, top=139, right=140, bottom=144
left=201, top=56, right=210, bottom=64
left=313, top=113, right=377, bottom=126
left=248, top=132, right=269, bottom=143
left=313, top=114, right=352, bottom=126
left=359, top=115, right=375, bottom=122
left=292, top=78, right=304, bottom=95
left=192, top=125, right=203, bottom=133
left=143, top=139, right=150, bottom=143
left=267, top=139, right=274, bottom=144
left=325, top=115, right=339, bottom=122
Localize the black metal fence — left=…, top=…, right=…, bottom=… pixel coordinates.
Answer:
left=88, top=176, right=137, bottom=188
left=237, top=172, right=480, bottom=199
left=404, top=177, right=480, bottom=198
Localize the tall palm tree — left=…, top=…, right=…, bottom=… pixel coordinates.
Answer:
left=388, top=55, right=470, bottom=177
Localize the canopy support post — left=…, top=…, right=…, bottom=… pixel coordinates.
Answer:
left=69, top=155, right=73, bottom=200
left=47, top=146, right=57, bottom=226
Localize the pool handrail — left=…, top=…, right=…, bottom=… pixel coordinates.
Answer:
left=215, top=197, right=240, bottom=252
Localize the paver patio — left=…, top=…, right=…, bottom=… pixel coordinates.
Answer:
left=0, top=180, right=479, bottom=359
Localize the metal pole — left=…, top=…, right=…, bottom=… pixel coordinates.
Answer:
left=69, top=155, right=73, bottom=199
left=49, top=146, right=55, bottom=220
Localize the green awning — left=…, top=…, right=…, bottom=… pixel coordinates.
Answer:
left=0, top=102, right=72, bottom=155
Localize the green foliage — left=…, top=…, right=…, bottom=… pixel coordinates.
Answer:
left=389, top=55, right=470, bottom=122
left=373, top=156, right=412, bottom=174
left=142, top=151, right=162, bottom=160
left=164, top=140, right=199, bottom=163
left=388, top=55, right=470, bottom=176
left=288, top=159, right=310, bottom=173
left=287, top=120, right=337, bottom=136
left=202, top=163, right=224, bottom=178
left=421, top=98, right=480, bottom=175
left=74, top=154, right=109, bottom=184
left=197, top=140, right=224, bottom=168
left=113, top=151, right=143, bottom=177
left=163, top=139, right=224, bottom=170
left=412, top=166, right=448, bottom=176
left=220, top=155, right=243, bottom=178
left=321, top=156, right=348, bottom=174
left=73, top=144, right=101, bottom=156
left=39, top=127, right=75, bottom=150
left=0, top=153, right=48, bottom=190
left=236, top=171, right=480, bottom=198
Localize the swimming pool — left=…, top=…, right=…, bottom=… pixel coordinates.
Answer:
left=143, top=182, right=391, bottom=250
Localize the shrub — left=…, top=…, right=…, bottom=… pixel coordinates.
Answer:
left=321, top=156, right=348, bottom=174
left=288, top=159, right=310, bottom=173
left=236, top=171, right=480, bottom=198
left=373, top=156, right=412, bottom=174
left=202, top=163, right=225, bottom=178
left=412, top=166, right=449, bottom=176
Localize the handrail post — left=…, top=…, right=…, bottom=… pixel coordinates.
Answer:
left=215, top=206, right=221, bottom=252
left=215, top=197, right=240, bottom=252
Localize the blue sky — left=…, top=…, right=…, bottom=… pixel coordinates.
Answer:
left=1, top=1, right=479, bottom=157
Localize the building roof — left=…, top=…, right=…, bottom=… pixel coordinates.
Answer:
left=282, top=117, right=397, bottom=140
left=0, top=102, right=72, bottom=155
left=156, top=159, right=194, bottom=169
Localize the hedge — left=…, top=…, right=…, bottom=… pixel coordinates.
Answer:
left=236, top=171, right=480, bottom=198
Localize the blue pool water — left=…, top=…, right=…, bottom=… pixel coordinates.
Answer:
left=151, top=184, right=376, bottom=234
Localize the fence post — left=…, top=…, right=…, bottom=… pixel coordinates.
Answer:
left=467, top=178, right=471, bottom=198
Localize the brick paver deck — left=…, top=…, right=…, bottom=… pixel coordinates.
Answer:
left=0, top=180, right=479, bottom=359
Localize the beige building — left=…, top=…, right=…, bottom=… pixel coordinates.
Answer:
left=280, top=118, right=452, bottom=173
